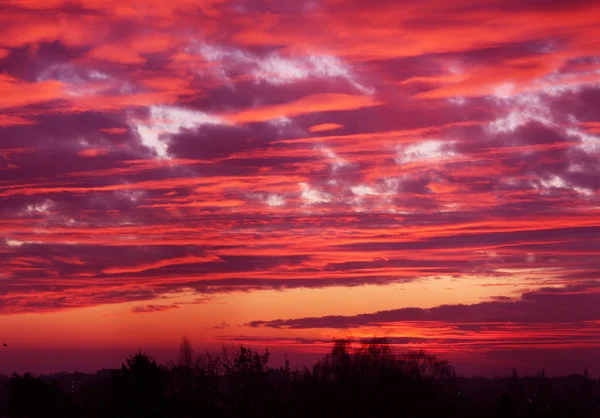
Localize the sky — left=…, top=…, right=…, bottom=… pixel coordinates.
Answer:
left=0, top=0, right=599, bottom=377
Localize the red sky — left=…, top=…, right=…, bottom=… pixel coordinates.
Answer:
left=1, top=0, right=600, bottom=376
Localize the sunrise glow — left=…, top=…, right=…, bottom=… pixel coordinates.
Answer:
left=1, top=0, right=599, bottom=377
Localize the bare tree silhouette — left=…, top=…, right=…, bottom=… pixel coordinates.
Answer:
left=176, top=336, right=194, bottom=369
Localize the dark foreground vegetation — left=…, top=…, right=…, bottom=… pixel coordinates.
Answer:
left=1, top=337, right=599, bottom=418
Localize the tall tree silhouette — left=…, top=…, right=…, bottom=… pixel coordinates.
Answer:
left=176, top=336, right=194, bottom=369
left=221, top=344, right=271, bottom=417
left=171, top=336, right=197, bottom=418
left=113, top=350, right=168, bottom=418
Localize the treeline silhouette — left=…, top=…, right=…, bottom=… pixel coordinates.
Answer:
left=1, top=337, right=599, bottom=418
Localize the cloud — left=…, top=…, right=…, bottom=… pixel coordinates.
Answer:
left=308, top=123, right=344, bottom=133
left=102, top=255, right=222, bottom=275
left=350, top=185, right=377, bottom=197
left=196, top=44, right=371, bottom=92
left=266, top=194, right=286, bottom=207
left=0, top=114, right=35, bottom=127
left=396, top=140, right=458, bottom=164
left=78, top=148, right=109, bottom=158
left=252, top=54, right=372, bottom=94
left=316, top=145, right=349, bottom=170
left=226, top=93, right=383, bottom=124
left=248, top=282, right=600, bottom=328
left=131, top=304, right=180, bottom=313
left=133, top=106, right=227, bottom=158
left=0, top=75, right=64, bottom=109
left=299, top=182, right=331, bottom=204
left=87, top=44, right=146, bottom=65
